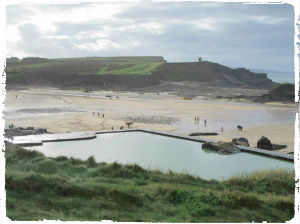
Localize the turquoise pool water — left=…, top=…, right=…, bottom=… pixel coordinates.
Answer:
left=26, top=131, right=293, bottom=180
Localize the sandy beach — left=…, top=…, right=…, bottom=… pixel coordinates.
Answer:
left=4, top=87, right=298, bottom=154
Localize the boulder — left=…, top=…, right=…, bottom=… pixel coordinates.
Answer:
left=257, top=136, right=274, bottom=150
left=202, top=141, right=240, bottom=155
left=232, top=137, right=249, bottom=147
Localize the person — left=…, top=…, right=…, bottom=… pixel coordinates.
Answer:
left=221, top=126, right=223, bottom=132
left=111, top=126, right=114, bottom=130
left=204, top=119, right=207, bottom=126
left=97, top=112, right=99, bottom=117
left=93, top=112, right=95, bottom=116
left=103, top=114, right=105, bottom=118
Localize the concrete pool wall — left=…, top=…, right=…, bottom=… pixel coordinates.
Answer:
left=5, top=129, right=294, bottom=162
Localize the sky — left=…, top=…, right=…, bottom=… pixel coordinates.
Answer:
left=6, top=1, right=295, bottom=74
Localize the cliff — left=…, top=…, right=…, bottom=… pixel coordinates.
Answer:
left=5, top=56, right=276, bottom=90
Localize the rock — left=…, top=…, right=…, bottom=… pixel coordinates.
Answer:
left=37, top=128, right=47, bottom=133
left=189, top=132, right=218, bottom=136
left=257, top=136, right=274, bottom=150
left=232, top=137, right=249, bottom=147
left=272, top=144, right=287, bottom=150
left=5, top=127, right=50, bottom=138
left=202, top=141, right=240, bottom=155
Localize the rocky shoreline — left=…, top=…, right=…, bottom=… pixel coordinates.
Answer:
left=5, top=127, right=50, bottom=139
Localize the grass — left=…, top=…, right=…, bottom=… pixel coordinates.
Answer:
left=97, top=62, right=163, bottom=75
left=5, top=146, right=295, bottom=222
left=55, top=56, right=165, bottom=62
left=6, top=56, right=165, bottom=77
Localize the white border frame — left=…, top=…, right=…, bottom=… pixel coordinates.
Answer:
left=0, top=1, right=299, bottom=224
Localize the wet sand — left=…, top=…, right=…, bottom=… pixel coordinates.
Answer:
left=4, top=88, right=298, bottom=154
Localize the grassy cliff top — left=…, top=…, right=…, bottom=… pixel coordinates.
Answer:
left=6, top=56, right=166, bottom=76
left=6, top=146, right=294, bottom=222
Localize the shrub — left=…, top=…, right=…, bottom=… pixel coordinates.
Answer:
left=13, top=148, right=44, bottom=159
left=33, top=159, right=58, bottom=175
left=54, top=156, right=68, bottom=162
left=224, top=169, right=294, bottom=195
left=190, top=204, right=216, bottom=217
left=274, top=198, right=294, bottom=213
left=69, top=157, right=85, bottom=166
left=86, top=156, right=97, bottom=168
left=6, top=173, right=46, bottom=192
left=165, top=189, right=189, bottom=204
left=110, top=189, right=143, bottom=206
left=222, top=191, right=262, bottom=209
left=196, top=192, right=222, bottom=206
left=125, top=164, right=146, bottom=173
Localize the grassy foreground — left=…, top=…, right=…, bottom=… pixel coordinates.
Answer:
left=5, top=146, right=295, bottom=222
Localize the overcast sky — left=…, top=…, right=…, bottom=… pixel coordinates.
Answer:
left=6, top=2, right=295, bottom=73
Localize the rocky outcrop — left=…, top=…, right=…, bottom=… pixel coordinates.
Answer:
left=232, top=137, right=249, bottom=147
left=257, top=136, right=274, bottom=150
left=202, top=141, right=241, bottom=155
left=253, top=83, right=295, bottom=102
left=256, top=136, right=288, bottom=151
left=5, top=127, right=49, bottom=138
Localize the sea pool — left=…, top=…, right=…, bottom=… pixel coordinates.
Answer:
left=26, top=131, right=293, bottom=180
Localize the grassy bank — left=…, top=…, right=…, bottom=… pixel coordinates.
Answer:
left=5, top=146, right=294, bottom=222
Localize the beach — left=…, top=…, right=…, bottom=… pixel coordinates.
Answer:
left=4, top=87, right=297, bottom=154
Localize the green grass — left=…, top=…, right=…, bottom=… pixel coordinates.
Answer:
left=97, top=62, right=163, bottom=75
left=5, top=146, right=295, bottom=222
left=6, top=62, right=61, bottom=69
left=55, top=56, right=164, bottom=63
left=6, top=57, right=165, bottom=77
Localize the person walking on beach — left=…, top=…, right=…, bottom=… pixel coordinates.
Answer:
left=221, top=126, right=223, bottom=132
left=103, top=114, right=105, bottom=118
left=204, top=119, right=207, bottom=126
left=93, top=112, right=95, bottom=116
left=97, top=112, right=99, bottom=117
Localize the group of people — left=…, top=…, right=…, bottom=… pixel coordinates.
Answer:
left=93, top=112, right=105, bottom=118
left=110, top=122, right=133, bottom=131
left=194, top=117, right=226, bottom=132
left=194, top=117, right=207, bottom=126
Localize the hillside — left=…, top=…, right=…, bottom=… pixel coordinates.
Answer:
left=5, top=56, right=275, bottom=90
left=6, top=146, right=294, bottom=222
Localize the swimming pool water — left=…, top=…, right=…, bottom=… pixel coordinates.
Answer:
left=26, top=131, right=293, bottom=180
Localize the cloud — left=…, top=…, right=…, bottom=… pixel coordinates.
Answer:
left=6, top=2, right=295, bottom=73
